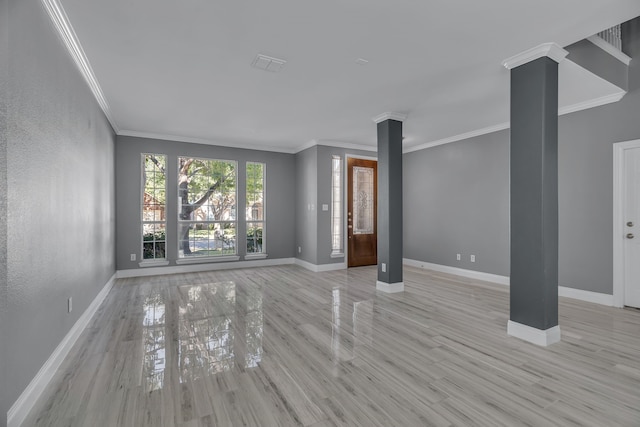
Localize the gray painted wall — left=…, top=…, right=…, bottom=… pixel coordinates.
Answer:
left=305, top=145, right=375, bottom=266
left=558, top=19, right=640, bottom=293
left=4, top=0, right=117, bottom=417
left=295, top=146, right=318, bottom=264
left=566, top=39, right=628, bottom=91
left=115, top=136, right=296, bottom=269
left=404, top=131, right=510, bottom=276
left=404, top=18, right=640, bottom=295
left=1, top=0, right=8, bottom=424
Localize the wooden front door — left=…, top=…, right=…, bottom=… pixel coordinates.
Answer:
left=347, top=158, right=377, bottom=267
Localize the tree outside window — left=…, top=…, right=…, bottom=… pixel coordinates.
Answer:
left=178, top=157, right=237, bottom=258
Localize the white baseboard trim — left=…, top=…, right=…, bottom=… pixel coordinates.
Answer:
left=558, top=286, right=614, bottom=306
left=404, top=259, right=614, bottom=306
left=8, top=273, right=117, bottom=427
left=507, top=321, right=561, bottom=346
left=376, top=281, right=405, bottom=293
left=403, top=258, right=510, bottom=286
left=117, top=257, right=296, bottom=278
left=294, top=258, right=347, bottom=272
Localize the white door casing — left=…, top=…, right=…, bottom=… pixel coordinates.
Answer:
left=613, top=140, right=640, bottom=308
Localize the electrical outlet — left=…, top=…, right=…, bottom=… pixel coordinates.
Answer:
left=68, top=297, right=72, bottom=313
left=470, top=255, right=476, bottom=262
left=298, top=246, right=302, bottom=253
left=381, top=263, right=386, bottom=272
left=130, top=253, right=136, bottom=261
left=456, top=253, right=461, bottom=261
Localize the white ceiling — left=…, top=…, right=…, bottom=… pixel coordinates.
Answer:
left=59, top=0, right=640, bottom=153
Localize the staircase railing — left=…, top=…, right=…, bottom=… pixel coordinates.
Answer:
left=597, top=25, right=622, bottom=51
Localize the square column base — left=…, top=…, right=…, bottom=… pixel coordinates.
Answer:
left=507, top=320, right=561, bottom=346
left=376, top=281, right=404, bottom=293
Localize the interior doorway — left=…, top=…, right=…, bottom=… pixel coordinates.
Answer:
left=613, top=139, right=640, bottom=308
left=347, top=157, right=377, bottom=267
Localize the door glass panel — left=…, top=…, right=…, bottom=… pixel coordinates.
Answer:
left=353, top=166, right=374, bottom=234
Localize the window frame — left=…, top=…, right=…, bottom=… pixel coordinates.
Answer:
left=140, top=153, right=169, bottom=267
left=331, top=155, right=344, bottom=257
left=245, top=161, right=267, bottom=259
left=176, top=156, right=239, bottom=264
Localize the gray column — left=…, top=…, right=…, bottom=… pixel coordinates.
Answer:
left=503, top=44, right=567, bottom=346
left=1, top=0, right=8, bottom=419
left=374, top=113, right=405, bottom=293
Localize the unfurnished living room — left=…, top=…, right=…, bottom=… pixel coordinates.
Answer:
left=2, top=1, right=640, bottom=426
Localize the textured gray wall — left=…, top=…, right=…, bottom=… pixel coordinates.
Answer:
left=558, top=19, right=640, bottom=293
left=404, top=18, right=640, bottom=295
left=404, top=131, right=510, bottom=276
left=295, top=146, right=318, bottom=264
left=1, top=0, right=8, bottom=424
left=115, top=136, right=296, bottom=269
left=315, top=145, right=375, bottom=266
left=5, top=0, right=116, bottom=416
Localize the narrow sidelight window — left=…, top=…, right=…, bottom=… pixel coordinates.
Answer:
left=246, top=162, right=265, bottom=255
left=142, top=154, right=167, bottom=261
left=331, top=155, right=343, bottom=255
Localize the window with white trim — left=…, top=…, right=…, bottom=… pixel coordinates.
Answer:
left=246, top=162, right=265, bottom=255
left=331, top=155, right=343, bottom=255
left=142, top=154, right=167, bottom=261
left=178, top=157, right=237, bottom=258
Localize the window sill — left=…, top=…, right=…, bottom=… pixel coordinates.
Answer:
left=330, top=252, right=345, bottom=258
left=176, top=255, right=240, bottom=265
left=245, top=253, right=268, bottom=260
left=139, top=260, right=170, bottom=268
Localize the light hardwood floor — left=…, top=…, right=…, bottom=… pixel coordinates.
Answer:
left=23, top=265, right=640, bottom=426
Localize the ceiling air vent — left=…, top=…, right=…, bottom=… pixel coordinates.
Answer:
left=251, top=54, right=286, bottom=72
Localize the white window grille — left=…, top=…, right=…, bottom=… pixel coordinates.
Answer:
left=246, top=162, right=265, bottom=255
left=331, top=155, right=343, bottom=255
left=142, top=154, right=167, bottom=261
left=177, top=157, right=237, bottom=258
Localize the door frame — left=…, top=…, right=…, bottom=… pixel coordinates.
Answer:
left=612, top=139, right=640, bottom=307
left=344, top=154, right=378, bottom=268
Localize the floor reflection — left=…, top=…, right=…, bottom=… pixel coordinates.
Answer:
left=142, top=289, right=166, bottom=391
left=178, top=282, right=236, bottom=382
left=353, top=299, right=373, bottom=358
left=331, top=288, right=341, bottom=363
left=141, top=280, right=264, bottom=390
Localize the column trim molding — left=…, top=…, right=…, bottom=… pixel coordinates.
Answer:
left=502, top=42, right=568, bottom=70
left=372, top=112, right=407, bottom=124
left=507, top=321, right=561, bottom=346
left=376, top=281, right=404, bottom=293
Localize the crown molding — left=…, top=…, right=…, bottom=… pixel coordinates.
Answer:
left=403, top=90, right=625, bottom=154
left=372, top=112, right=408, bottom=124
left=118, top=130, right=297, bottom=154
left=586, top=36, right=631, bottom=66
left=558, top=91, right=625, bottom=116
left=502, top=42, right=568, bottom=70
left=403, top=122, right=510, bottom=153
left=294, top=139, right=377, bottom=154
left=314, top=140, right=378, bottom=153
left=41, top=0, right=119, bottom=133
left=295, top=139, right=321, bottom=153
